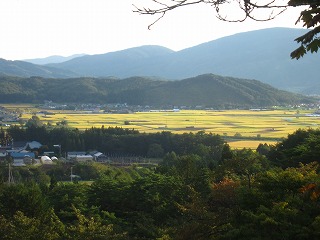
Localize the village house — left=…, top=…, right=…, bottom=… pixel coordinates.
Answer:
left=10, top=151, right=35, bottom=166
left=90, top=151, right=109, bottom=162
left=12, top=140, right=42, bottom=151
left=25, top=141, right=42, bottom=150
left=67, top=151, right=93, bottom=163
left=4, top=140, right=42, bottom=166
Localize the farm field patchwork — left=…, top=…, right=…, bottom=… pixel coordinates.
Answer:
left=13, top=107, right=320, bottom=149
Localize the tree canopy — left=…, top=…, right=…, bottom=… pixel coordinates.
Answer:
left=134, top=0, right=320, bottom=59
left=2, top=124, right=320, bottom=238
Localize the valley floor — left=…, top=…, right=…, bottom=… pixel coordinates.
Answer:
left=3, top=104, right=320, bottom=148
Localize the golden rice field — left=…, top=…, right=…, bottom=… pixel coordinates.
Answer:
left=12, top=106, right=320, bottom=149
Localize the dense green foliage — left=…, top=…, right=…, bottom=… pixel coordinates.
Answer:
left=268, top=128, right=320, bottom=168
left=288, top=0, right=320, bottom=59
left=0, top=74, right=312, bottom=107
left=1, top=127, right=320, bottom=238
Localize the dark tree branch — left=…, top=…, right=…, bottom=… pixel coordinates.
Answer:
left=133, top=1, right=288, bottom=24
left=133, top=0, right=320, bottom=59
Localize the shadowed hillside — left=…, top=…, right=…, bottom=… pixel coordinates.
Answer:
left=0, top=74, right=312, bottom=107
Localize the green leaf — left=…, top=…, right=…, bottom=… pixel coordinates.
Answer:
left=291, top=46, right=307, bottom=59
left=307, top=39, right=320, bottom=53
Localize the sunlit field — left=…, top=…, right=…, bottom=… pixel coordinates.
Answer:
left=227, top=140, right=280, bottom=149
left=11, top=106, right=320, bottom=149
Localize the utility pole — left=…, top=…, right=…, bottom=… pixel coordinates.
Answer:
left=70, top=166, right=73, bottom=182
left=8, top=163, right=14, bottom=184
left=6, top=154, right=14, bottom=184
left=53, top=144, right=61, bottom=157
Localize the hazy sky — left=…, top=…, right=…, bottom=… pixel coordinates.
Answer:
left=0, top=0, right=304, bottom=60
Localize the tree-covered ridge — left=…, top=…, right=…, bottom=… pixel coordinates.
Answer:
left=0, top=74, right=312, bottom=107
left=0, top=58, right=77, bottom=78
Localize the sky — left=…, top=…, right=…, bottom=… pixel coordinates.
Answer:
left=0, top=0, right=305, bottom=60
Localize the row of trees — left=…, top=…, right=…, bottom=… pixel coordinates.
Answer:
left=4, top=120, right=226, bottom=162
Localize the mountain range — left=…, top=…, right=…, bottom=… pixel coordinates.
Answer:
left=0, top=74, right=312, bottom=107
left=23, top=54, right=87, bottom=65
left=1, top=27, right=319, bottom=94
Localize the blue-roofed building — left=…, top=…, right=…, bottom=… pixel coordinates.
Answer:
left=10, top=151, right=35, bottom=166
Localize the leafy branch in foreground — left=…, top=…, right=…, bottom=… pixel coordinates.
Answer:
left=133, top=0, right=320, bottom=59
left=289, top=0, right=320, bottom=59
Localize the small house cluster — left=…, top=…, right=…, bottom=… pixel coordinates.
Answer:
left=0, top=140, right=48, bottom=166
left=0, top=140, right=110, bottom=167
left=1, top=138, right=152, bottom=168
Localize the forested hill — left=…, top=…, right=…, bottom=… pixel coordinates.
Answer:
left=0, top=74, right=312, bottom=107
left=0, top=58, right=77, bottom=78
